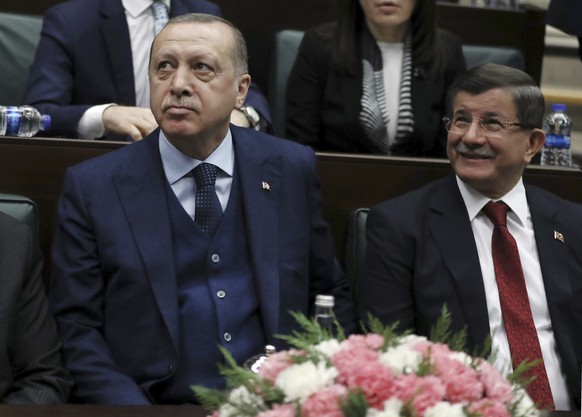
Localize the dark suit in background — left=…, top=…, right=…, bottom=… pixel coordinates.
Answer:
left=0, top=212, right=71, bottom=404
left=286, top=24, right=466, bottom=157
left=22, top=0, right=270, bottom=141
left=547, top=0, right=582, bottom=62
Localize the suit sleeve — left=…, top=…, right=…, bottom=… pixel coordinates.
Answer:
left=49, top=168, right=152, bottom=404
left=22, top=6, right=92, bottom=138
left=2, top=223, right=72, bottom=404
left=357, top=204, right=417, bottom=333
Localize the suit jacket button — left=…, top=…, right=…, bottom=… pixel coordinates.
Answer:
left=211, top=253, right=220, bottom=263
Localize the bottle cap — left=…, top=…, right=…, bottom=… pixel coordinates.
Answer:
left=42, top=115, right=51, bottom=131
left=551, top=103, right=567, bottom=112
left=315, top=294, right=334, bottom=307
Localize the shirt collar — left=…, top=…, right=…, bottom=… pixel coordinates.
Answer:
left=456, top=176, right=529, bottom=226
left=159, top=129, right=235, bottom=185
left=122, top=0, right=171, bottom=18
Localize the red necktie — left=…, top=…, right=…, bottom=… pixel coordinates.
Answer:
left=482, top=201, right=555, bottom=410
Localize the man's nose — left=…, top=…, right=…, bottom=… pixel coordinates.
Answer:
left=171, top=67, right=192, bottom=96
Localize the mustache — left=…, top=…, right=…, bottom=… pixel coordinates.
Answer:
left=453, top=142, right=496, bottom=159
left=161, top=97, right=201, bottom=112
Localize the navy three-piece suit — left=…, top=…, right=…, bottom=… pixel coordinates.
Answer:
left=49, top=126, right=355, bottom=403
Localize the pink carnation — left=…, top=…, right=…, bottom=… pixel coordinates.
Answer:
left=301, top=384, right=348, bottom=417
left=342, top=361, right=396, bottom=409
left=343, top=333, right=385, bottom=351
left=259, top=350, right=302, bottom=384
left=394, top=374, right=446, bottom=416
left=432, top=353, right=484, bottom=403
left=256, top=403, right=296, bottom=417
left=468, top=399, right=512, bottom=417
left=332, top=345, right=379, bottom=385
left=478, top=361, right=514, bottom=404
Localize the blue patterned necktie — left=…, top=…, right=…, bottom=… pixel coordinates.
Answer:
left=193, top=163, right=222, bottom=236
left=151, top=0, right=169, bottom=35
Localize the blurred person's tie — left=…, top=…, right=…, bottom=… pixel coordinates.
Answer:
left=193, top=163, right=222, bottom=236
left=152, top=0, right=169, bottom=35
left=482, top=201, right=554, bottom=410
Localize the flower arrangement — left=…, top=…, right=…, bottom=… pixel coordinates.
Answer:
left=193, top=310, right=539, bottom=417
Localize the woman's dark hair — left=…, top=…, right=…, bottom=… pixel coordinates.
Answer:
left=333, top=0, right=447, bottom=78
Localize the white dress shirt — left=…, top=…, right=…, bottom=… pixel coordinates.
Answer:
left=77, top=0, right=170, bottom=139
left=456, top=176, right=571, bottom=409
left=159, top=130, right=234, bottom=218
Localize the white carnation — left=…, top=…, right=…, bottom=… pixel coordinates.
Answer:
left=366, top=398, right=403, bottom=417
left=313, top=338, right=342, bottom=358
left=512, top=388, right=540, bottom=417
left=275, top=360, right=337, bottom=402
left=219, top=386, right=264, bottom=417
left=379, top=344, right=422, bottom=374
left=424, top=402, right=466, bottom=417
left=397, top=334, right=428, bottom=346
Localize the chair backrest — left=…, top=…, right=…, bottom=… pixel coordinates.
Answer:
left=0, top=12, right=43, bottom=106
left=269, top=30, right=305, bottom=137
left=462, top=45, right=524, bottom=70
left=344, top=208, right=369, bottom=307
left=268, top=30, right=526, bottom=138
left=0, top=193, right=38, bottom=240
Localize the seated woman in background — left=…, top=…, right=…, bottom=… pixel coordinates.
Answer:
left=285, top=0, right=467, bottom=157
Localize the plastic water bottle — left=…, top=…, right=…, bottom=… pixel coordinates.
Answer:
left=0, top=106, right=6, bottom=136
left=541, top=103, right=572, bottom=167
left=4, top=105, right=51, bottom=137
left=314, top=294, right=335, bottom=335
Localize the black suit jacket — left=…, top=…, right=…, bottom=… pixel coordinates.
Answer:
left=0, top=212, right=71, bottom=404
left=358, top=174, right=582, bottom=408
left=285, top=24, right=467, bottom=157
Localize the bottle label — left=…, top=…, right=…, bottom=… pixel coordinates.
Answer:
left=545, top=134, right=571, bottom=149
left=5, top=107, right=20, bottom=136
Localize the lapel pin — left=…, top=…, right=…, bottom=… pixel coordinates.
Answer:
left=262, top=181, right=271, bottom=191
left=554, top=231, right=564, bottom=243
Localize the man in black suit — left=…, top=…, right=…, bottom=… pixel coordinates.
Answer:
left=358, top=64, right=581, bottom=410
left=0, top=212, right=71, bottom=404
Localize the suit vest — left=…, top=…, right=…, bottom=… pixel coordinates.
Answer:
left=159, top=169, right=266, bottom=403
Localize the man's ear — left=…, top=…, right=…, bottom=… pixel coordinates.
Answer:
left=235, top=74, right=251, bottom=109
left=524, top=128, right=546, bottom=164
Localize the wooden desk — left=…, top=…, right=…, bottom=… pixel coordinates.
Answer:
left=0, top=405, right=575, bottom=417
left=1, top=137, right=582, bottom=281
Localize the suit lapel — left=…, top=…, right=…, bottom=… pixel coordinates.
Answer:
left=112, top=132, right=179, bottom=347
left=428, top=175, right=491, bottom=347
left=231, top=127, right=282, bottom=337
left=527, top=187, right=570, bottom=326
left=100, top=0, right=136, bottom=105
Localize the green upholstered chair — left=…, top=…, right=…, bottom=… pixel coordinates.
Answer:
left=0, top=193, right=38, bottom=241
left=0, top=12, right=43, bottom=106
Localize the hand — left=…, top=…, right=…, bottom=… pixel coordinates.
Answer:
left=229, top=108, right=251, bottom=128
left=102, top=106, right=158, bottom=141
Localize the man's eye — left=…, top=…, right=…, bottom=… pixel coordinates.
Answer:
left=194, top=63, right=212, bottom=71
left=157, top=61, right=172, bottom=70
left=452, top=116, right=471, bottom=127
left=482, top=119, right=504, bottom=131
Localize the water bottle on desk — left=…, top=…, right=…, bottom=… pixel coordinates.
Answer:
left=314, top=294, right=335, bottom=335
left=0, top=106, right=6, bottom=136
left=541, top=103, right=572, bottom=167
left=3, top=105, right=51, bottom=137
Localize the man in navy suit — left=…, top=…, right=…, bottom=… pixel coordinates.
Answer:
left=23, top=0, right=270, bottom=142
left=358, top=64, right=582, bottom=410
left=49, top=13, right=355, bottom=404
